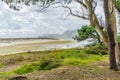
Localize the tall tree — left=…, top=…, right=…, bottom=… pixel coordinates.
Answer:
left=104, top=0, right=118, bottom=70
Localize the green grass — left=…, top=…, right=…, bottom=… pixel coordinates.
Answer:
left=14, top=62, right=40, bottom=74
left=0, top=45, right=108, bottom=75
left=62, top=53, right=106, bottom=66
left=14, top=60, right=61, bottom=74
left=0, top=72, right=14, bottom=76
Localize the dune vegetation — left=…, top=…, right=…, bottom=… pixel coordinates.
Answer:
left=0, top=44, right=115, bottom=80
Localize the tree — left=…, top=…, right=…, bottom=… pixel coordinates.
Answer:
left=1, top=0, right=120, bottom=70
left=73, top=25, right=102, bottom=45
left=104, top=0, right=118, bottom=70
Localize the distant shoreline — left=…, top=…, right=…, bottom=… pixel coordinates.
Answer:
left=0, top=38, right=59, bottom=43
left=0, top=37, right=58, bottom=41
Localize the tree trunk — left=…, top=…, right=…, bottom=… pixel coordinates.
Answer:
left=110, top=0, right=120, bottom=66
left=111, top=2, right=120, bottom=66
left=104, top=0, right=118, bottom=70
left=86, top=0, right=108, bottom=46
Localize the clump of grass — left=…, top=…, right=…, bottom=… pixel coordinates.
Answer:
left=14, top=59, right=61, bottom=74
left=39, top=59, right=61, bottom=70
left=62, top=54, right=106, bottom=66
left=14, top=62, right=40, bottom=74
left=63, top=58, right=89, bottom=66
left=58, top=49, right=94, bottom=59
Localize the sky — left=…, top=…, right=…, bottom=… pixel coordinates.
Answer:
left=0, top=1, right=118, bottom=38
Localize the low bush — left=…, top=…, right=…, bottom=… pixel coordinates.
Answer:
left=85, top=45, right=108, bottom=55
left=39, top=59, right=61, bottom=70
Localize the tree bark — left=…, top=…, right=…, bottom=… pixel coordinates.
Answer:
left=104, top=0, right=118, bottom=70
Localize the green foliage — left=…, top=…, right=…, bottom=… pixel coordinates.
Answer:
left=116, top=0, right=120, bottom=26
left=116, top=0, right=120, bottom=12
left=73, top=25, right=102, bottom=45
left=76, top=25, right=96, bottom=40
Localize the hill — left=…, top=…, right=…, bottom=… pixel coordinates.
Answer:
left=39, top=30, right=77, bottom=39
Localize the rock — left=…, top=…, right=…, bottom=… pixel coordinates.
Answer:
left=9, top=76, right=28, bottom=80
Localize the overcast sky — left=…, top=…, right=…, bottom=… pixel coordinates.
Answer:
left=0, top=1, right=116, bottom=38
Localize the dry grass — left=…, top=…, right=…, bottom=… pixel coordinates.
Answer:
left=25, top=65, right=120, bottom=80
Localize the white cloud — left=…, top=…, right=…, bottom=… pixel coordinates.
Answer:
left=0, top=1, right=90, bottom=38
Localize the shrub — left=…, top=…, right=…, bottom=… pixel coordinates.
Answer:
left=85, top=45, right=108, bottom=55
left=39, top=59, right=61, bottom=70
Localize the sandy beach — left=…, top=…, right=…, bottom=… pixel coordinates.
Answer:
left=0, top=39, right=75, bottom=55
left=0, top=38, right=93, bottom=55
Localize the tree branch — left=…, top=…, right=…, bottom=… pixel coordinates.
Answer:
left=75, top=0, right=88, bottom=9
left=62, top=5, right=89, bottom=20
left=92, top=0, right=97, bottom=11
left=53, top=2, right=89, bottom=20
